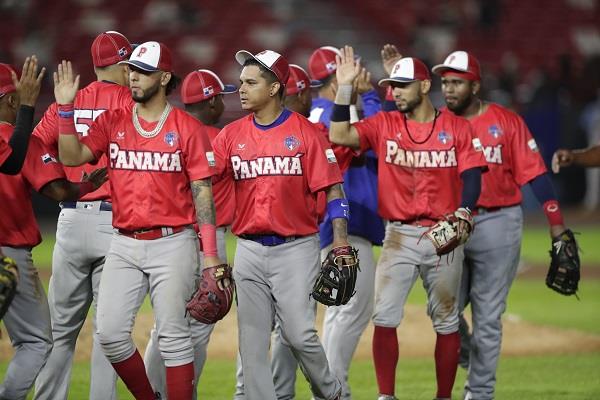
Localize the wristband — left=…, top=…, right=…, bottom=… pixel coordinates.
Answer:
left=199, top=223, right=218, bottom=257
left=58, top=104, right=75, bottom=118
left=335, top=84, right=353, bottom=105
left=330, top=104, right=350, bottom=122
left=58, top=104, right=78, bottom=136
left=78, top=181, right=94, bottom=198
left=543, top=200, right=564, bottom=226
left=327, top=198, right=350, bottom=220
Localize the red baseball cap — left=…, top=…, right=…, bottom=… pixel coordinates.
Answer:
left=286, top=64, right=322, bottom=96
left=432, top=50, right=481, bottom=81
left=235, top=49, right=290, bottom=84
left=0, top=64, right=17, bottom=98
left=120, top=41, right=173, bottom=72
left=378, top=57, right=431, bottom=86
left=91, top=31, right=132, bottom=68
left=308, top=46, right=342, bottom=81
left=181, top=69, right=237, bottom=104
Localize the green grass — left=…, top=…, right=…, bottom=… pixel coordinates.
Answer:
left=520, top=226, right=600, bottom=266
left=2, top=355, right=599, bottom=399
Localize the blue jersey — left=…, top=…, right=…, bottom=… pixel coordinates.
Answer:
left=310, top=90, right=385, bottom=248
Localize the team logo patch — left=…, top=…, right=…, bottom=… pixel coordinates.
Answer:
left=164, top=132, right=178, bottom=147
left=296, top=80, right=306, bottom=91
left=203, top=86, right=214, bottom=97
left=325, top=148, right=337, bottom=163
left=472, top=138, right=483, bottom=152
left=284, top=135, right=300, bottom=151
left=528, top=138, right=539, bottom=152
left=437, top=131, right=452, bottom=144
left=237, top=143, right=246, bottom=150
left=118, top=47, right=128, bottom=58
left=41, top=153, right=57, bottom=164
left=326, top=61, right=337, bottom=72
left=488, top=124, right=503, bottom=138
left=206, top=151, right=216, bottom=167
left=117, top=131, right=125, bottom=140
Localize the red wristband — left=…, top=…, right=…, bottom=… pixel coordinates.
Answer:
left=199, top=224, right=218, bottom=257
left=543, top=200, right=564, bottom=226
left=78, top=181, right=94, bottom=198
left=58, top=104, right=78, bottom=136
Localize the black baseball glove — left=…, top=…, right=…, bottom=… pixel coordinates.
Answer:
left=311, top=245, right=359, bottom=306
left=546, top=229, right=580, bottom=297
left=0, top=256, right=18, bottom=321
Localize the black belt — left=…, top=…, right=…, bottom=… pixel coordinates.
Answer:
left=240, top=233, right=298, bottom=246
left=61, top=200, right=112, bottom=212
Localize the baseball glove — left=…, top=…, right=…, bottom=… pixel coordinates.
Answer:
left=546, top=229, right=580, bottom=297
left=0, top=256, right=18, bottom=321
left=186, top=264, right=235, bottom=324
left=425, top=208, right=474, bottom=256
left=311, top=245, right=360, bottom=306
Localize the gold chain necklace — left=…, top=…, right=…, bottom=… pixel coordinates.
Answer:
left=132, top=102, right=172, bottom=138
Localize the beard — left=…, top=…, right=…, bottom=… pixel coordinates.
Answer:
left=446, top=93, right=473, bottom=115
left=132, top=80, right=161, bottom=103
left=398, top=94, right=422, bottom=114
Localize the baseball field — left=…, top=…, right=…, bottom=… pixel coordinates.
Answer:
left=1, top=218, right=599, bottom=399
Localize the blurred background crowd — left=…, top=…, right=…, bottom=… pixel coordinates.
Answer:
left=1, top=0, right=599, bottom=214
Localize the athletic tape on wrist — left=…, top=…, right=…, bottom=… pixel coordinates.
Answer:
left=327, top=198, right=350, bottom=220
left=330, top=104, right=350, bottom=122
left=335, top=84, right=353, bottom=105
left=199, top=223, right=218, bottom=257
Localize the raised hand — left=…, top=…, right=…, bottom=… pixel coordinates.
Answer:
left=335, top=45, right=361, bottom=86
left=83, top=167, right=108, bottom=189
left=53, top=60, right=80, bottom=105
left=381, top=44, right=403, bottom=75
left=354, top=67, right=373, bottom=95
left=12, top=55, right=46, bottom=107
left=551, top=149, right=573, bottom=173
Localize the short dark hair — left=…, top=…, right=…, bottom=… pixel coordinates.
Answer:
left=243, top=59, right=285, bottom=99
left=166, top=73, right=181, bottom=96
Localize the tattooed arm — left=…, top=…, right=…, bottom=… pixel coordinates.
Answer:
left=191, top=178, right=224, bottom=268
left=325, top=183, right=350, bottom=248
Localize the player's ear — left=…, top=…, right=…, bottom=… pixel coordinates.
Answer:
left=269, top=81, right=281, bottom=97
left=209, top=97, right=217, bottom=108
left=161, top=72, right=172, bottom=87
left=472, top=80, right=481, bottom=95
left=421, top=79, right=432, bottom=94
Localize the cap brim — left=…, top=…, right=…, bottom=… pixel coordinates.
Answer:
left=310, top=80, right=323, bottom=88
left=119, top=60, right=160, bottom=72
left=378, top=77, right=417, bottom=86
left=222, top=84, right=238, bottom=94
left=431, top=64, right=467, bottom=76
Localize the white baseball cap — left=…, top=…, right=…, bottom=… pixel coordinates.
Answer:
left=120, top=41, right=173, bottom=72
left=432, top=50, right=481, bottom=81
left=235, top=49, right=290, bottom=84
left=378, top=57, right=431, bottom=86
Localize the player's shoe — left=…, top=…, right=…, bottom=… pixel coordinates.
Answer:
left=377, top=395, right=398, bottom=400
left=154, top=392, right=162, bottom=399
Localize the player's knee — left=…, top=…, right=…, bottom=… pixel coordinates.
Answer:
left=158, top=335, right=194, bottom=365
left=280, top=326, right=316, bottom=350
left=97, top=332, right=134, bottom=362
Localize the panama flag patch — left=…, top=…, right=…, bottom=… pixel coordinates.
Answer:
left=325, top=148, right=337, bottom=163
left=528, top=138, right=539, bottom=152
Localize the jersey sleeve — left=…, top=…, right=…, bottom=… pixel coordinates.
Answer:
left=0, top=136, right=11, bottom=165
left=304, top=124, right=343, bottom=193
left=353, top=112, right=385, bottom=154
left=508, top=113, right=547, bottom=185
left=21, top=135, right=66, bottom=191
left=79, top=111, right=111, bottom=160
left=210, top=128, right=232, bottom=183
left=455, top=118, right=487, bottom=174
left=32, top=102, right=59, bottom=151
left=184, top=123, right=216, bottom=181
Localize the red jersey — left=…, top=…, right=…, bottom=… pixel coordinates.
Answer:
left=468, top=103, right=547, bottom=208
left=80, top=105, right=216, bottom=231
left=0, top=136, right=10, bottom=165
left=34, top=81, right=134, bottom=202
left=205, top=125, right=235, bottom=227
left=0, top=124, right=65, bottom=247
left=354, top=109, right=486, bottom=221
left=212, top=110, right=343, bottom=236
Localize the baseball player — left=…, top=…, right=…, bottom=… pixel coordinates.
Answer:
left=144, top=68, right=237, bottom=399
left=0, top=60, right=107, bottom=399
left=53, top=41, right=224, bottom=400
left=33, top=31, right=135, bottom=400
left=433, top=50, right=572, bottom=400
left=552, top=145, right=600, bottom=170
left=212, top=49, right=347, bottom=400
left=0, top=57, right=45, bottom=175
left=329, top=46, right=486, bottom=400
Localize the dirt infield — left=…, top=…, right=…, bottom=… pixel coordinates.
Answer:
left=2, top=303, right=599, bottom=362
